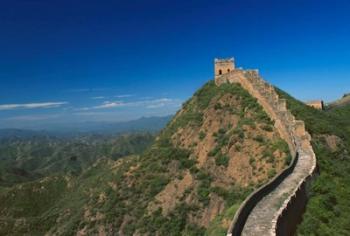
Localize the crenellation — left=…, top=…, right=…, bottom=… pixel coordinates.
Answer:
left=285, top=111, right=295, bottom=124
left=278, top=99, right=287, bottom=112
left=277, top=110, right=288, bottom=121
left=294, top=120, right=306, bottom=137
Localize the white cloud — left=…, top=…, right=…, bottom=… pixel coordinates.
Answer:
left=0, top=102, right=68, bottom=111
left=145, top=98, right=173, bottom=109
left=96, top=101, right=124, bottom=109
left=73, top=111, right=110, bottom=116
left=91, top=96, right=106, bottom=100
left=114, top=94, right=134, bottom=98
left=78, top=98, right=181, bottom=111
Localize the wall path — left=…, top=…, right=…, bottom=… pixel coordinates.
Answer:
left=216, top=70, right=317, bottom=236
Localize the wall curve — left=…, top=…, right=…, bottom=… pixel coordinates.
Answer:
left=215, top=69, right=317, bottom=236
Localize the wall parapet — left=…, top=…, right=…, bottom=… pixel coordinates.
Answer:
left=227, top=152, right=299, bottom=236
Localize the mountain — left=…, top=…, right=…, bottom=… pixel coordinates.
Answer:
left=1, top=80, right=349, bottom=235
left=0, top=133, right=155, bottom=187
left=327, top=93, right=350, bottom=109
left=0, top=81, right=291, bottom=235
left=0, top=129, right=49, bottom=139
left=0, top=116, right=172, bottom=136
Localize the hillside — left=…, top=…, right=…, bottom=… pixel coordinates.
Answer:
left=327, top=93, right=350, bottom=109
left=1, top=78, right=349, bottom=236
left=0, top=81, right=291, bottom=235
left=0, top=133, right=155, bottom=187
left=276, top=89, right=350, bottom=235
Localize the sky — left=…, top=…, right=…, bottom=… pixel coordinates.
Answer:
left=0, top=0, right=350, bottom=129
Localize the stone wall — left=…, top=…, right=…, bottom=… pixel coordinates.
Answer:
left=216, top=69, right=317, bottom=236
left=214, top=58, right=235, bottom=79
left=216, top=70, right=297, bottom=156
left=306, top=100, right=324, bottom=110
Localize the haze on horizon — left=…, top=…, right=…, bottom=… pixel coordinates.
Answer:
left=1, top=0, right=350, bottom=129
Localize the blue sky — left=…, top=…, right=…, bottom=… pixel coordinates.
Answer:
left=0, top=0, right=350, bottom=129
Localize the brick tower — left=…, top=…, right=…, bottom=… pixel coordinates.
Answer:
left=214, top=58, right=235, bottom=79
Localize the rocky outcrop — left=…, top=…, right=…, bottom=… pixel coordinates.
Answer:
left=216, top=69, right=317, bottom=236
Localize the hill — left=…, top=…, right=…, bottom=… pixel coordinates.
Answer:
left=0, top=133, right=155, bottom=187
left=327, top=93, right=350, bottom=109
left=0, top=81, right=291, bottom=235
left=0, top=129, right=51, bottom=140
left=2, top=79, right=349, bottom=235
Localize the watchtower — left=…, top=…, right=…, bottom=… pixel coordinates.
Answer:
left=306, top=100, right=324, bottom=110
left=214, top=58, right=235, bottom=79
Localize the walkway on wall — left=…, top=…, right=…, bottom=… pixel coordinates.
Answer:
left=241, top=150, right=313, bottom=235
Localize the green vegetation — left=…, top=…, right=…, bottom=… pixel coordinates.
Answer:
left=215, top=154, right=229, bottom=167
left=0, top=80, right=295, bottom=235
left=196, top=171, right=213, bottom=204
left=267, top=169, right=277, bottom=178
left=205, top=203, right=240, bottom=235
left=276, top=88, right=350, bottom=236
left=199, top=131, right=206, bottom=140
left=0, top=133, right=155, bottom=187
left=161, top=81, right=273, bottom=140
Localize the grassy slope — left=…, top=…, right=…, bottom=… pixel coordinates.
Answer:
left=276, top=88, right=350, bottom=235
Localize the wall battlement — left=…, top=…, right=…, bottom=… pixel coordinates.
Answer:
left=214, top=59, right=317, bottom=236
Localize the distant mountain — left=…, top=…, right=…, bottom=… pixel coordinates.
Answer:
left=0, top=129, right=50, bottom=139
left=327, top=93, right=350, bottom=109
left=67, top=115, right=173, bottom=134
left=0, top=116, right=172, bottom=137
left=0, top=133, right=155, bottom=187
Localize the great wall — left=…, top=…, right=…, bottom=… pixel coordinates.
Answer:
left=214, top=59, right=318, bottom=236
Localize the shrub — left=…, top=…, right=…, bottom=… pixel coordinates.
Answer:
left=215, top=154, right=229, bottom=167
left=267, top=169, right=277, bottom=178
left=234, top=144, right=242, bottom=151
left=198, top=131, right=206, bottom=141
left=214, top=103, right=222, bottom=110
left=262, top=124, right=273, bottom=132
left=254, top=135, right=265, bottom=143
left=284, top=154, right=292, bottom=166
left=195, top=171, right=212, bottom=205
left=249, top=156, right=255, bottom=164
left=208, top=146, right=221, bottom=157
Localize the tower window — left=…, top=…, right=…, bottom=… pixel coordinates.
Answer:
left=219, top=69, right=222, bottom=75
left=227, top=69, right=230, bottom=72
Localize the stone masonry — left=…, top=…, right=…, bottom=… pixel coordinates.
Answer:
left=306, top=100, right=324, bottom=110
left=214, top=59, right=317, bottom=236
left=214, top=58, right=235, bottom=79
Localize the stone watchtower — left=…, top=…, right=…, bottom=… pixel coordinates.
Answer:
left=214, top=58, right=235, bottom=79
